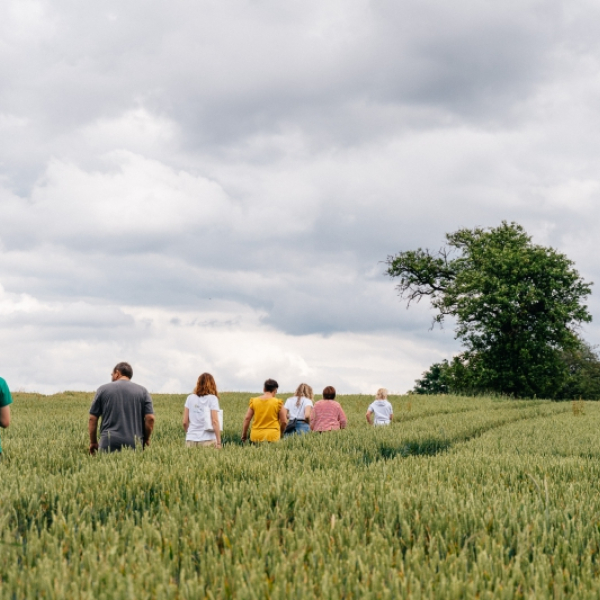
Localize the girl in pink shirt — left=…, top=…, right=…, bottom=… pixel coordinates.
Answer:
left=310, top=386, right=347, bottom=432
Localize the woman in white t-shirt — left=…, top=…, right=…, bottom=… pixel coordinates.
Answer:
left=182, top=372, right=222, bottom=448
left=283, top=383, right=314, bottom=436
left=366, top=388, right=393, bottom=426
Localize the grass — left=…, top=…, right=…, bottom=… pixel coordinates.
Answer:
left=2, top=392, right=600, bottom=598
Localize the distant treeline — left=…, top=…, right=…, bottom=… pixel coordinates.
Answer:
left=411, top=338, right=600, bottom=400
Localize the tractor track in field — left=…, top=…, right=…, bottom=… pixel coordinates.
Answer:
left=395, top=399, right=552, bottom=425
left=371, top=403, right=570, bottom=462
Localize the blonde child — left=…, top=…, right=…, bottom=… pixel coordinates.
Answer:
left=366, top=388, right=393, bottom=426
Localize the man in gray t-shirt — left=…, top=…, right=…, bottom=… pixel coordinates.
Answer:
left=89, top=362, right=155, bottom=453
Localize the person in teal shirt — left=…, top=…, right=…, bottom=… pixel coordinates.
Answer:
left=0, top=377, right=12, bottom=454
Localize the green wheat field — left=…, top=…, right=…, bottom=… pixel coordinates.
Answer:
left=2, top=392, right=600, bottom=599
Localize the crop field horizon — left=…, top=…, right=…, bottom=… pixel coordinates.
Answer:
left=2, top=392, right=600, bottom=598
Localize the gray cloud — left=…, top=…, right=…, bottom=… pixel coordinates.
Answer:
left=1, top=0, right=600, bottom=392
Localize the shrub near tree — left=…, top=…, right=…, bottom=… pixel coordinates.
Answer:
left=387, top=222, right=596, bottom=399
left=412, top=360, right=451, bottom=395
left=557, top=339, right=600, bottom=400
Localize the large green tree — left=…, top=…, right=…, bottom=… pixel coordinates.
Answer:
left=387, top=222, right=593, bottom=398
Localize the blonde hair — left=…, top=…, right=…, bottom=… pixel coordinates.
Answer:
left=376, top=388, right=388, bottom=399
left=194, top=373, right=219, bottom=398
left=294, top=383, right=313, bottom=407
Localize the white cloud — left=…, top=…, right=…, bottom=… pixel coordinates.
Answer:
left=0, top=292, right=443, bottom=394
left=80, top=108, right=180, bottom=156
left=2, top=151, right=239, bottom=244
left=1, top=0, right=600, bottom=393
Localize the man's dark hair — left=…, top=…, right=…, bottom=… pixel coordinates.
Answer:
left=113, top=362, right=133, bottom=379
left=263, top=378, right=279, bottom=392
left=322, top=386, right=336, bottom=400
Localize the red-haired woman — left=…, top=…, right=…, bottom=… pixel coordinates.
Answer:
left=183, top=373, right=222, bottom=449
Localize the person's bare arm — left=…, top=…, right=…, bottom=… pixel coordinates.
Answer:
left=279, top=406, right=288, bottom=436
left=304, top=405, right=312, bottom=423
left=89, top=415, right=99, bottom=454
left=366, top=411, right=373, bottom=425
left=241, top=408, right=254, bottom=442
left=0, top=405, right=10, bottom=428
left=143, top=414, right=155, bottom=447
left=390, top=413, right=394, bottom=422
left=211, top=410, right=222, bottom=448
left=339, top=406, right=348, bottom=430
left=182, top=407, right=190, bottom=432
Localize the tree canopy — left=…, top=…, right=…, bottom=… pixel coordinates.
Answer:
left=387, top=222, right=594, bottom=398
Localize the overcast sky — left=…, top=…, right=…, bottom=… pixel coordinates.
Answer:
left=1, top=0, right=600, bottom=394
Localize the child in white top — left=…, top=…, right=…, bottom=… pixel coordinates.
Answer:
left=366, top=388, right=393, bottom=426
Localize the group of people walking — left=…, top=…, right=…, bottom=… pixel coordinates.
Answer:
left=87, top=362, right=394, bottom=453
left=185, top=375, right=394, bottom=449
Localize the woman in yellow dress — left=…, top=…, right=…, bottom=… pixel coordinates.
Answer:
left=241, top=379, right=287, bottom=443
